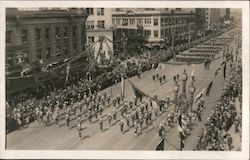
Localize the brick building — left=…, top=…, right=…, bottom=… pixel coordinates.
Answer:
left=112, top=8, right=196, bottom=45
left=6, top=8, right=88, bottom=68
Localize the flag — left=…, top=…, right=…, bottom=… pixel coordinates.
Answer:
left=131, top=83, right=147, bottom=99
left=177, top=114, right=183, bottom=132
left=121, top=74, right=125, bottom=99
left=214, top=67, right=221, bottom=77
left=206, top=81, right=213, bottom=97
left=65, top=64, right=70, bottom=82
left=220, top=61, right=226, bottom=66
left=223, top=63, right=226, bottom=80
left=194, top=88, right=206, bottom=103
left=156, top=138, right=164, bottom=150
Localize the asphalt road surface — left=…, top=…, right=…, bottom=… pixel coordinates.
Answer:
left=6, top=30, right=238, bottom=150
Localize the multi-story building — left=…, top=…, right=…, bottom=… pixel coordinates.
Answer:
left=86, top=8, right=113, bottom=55
left=195, top=8, right=206, bottom=37
left=6, top=8, right=88, bottom=67
left=205, top=8, right=223, bottom=30
left=112, top=8, right=196, bottom=45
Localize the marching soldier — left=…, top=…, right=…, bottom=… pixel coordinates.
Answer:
left=77, top=119, right=82, bottom=139
left=129, top=100, right=133, bottom=109
left=54, top=106, right=60, bottom=127
left=108, top=113, right=112, bottom=126
left=117, top=95, right=121, bottom=105
left=139, top=116, right=143, bottom=132
left=152, top=75, right=156, bottom=81
left=126, top=114, right=130, bottom=128
left=134, top=122, right=138, bottom=136
left=99, top=117, right=103, bottom=132
left=65, top=107, right=70, bottom=129
left=113, top=109, right=117, bottom=121
left=120, top=119, right=124, bottom=132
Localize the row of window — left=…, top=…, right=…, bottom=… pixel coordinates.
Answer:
left=161, top=17, right=195, bottom=25
left=112, top=16, right=194, bottom=26
left=113, top=18, right=158, bottom=26
left=86, top=20, right=105, bottom=29
left=86, top=8, right=105, bottom=16
left=6, top=26, right=83, bottom=45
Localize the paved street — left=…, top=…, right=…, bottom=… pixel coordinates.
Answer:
left=6, top=29, right=239, bottom=150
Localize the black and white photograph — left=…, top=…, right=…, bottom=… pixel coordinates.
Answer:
left=0, top=1, right=249, bottom=160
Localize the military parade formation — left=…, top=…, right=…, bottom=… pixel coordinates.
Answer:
left=6, top=24, right=242, bottom=151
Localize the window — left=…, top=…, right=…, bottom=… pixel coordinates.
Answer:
left=88, top=36, right=94, bottom=43
left=116, top=18, right=121, bottom=25
left=87, top=21, right=94, bottom=29
left=145, top=18, right=151, bottom=24
left=97, top=8, right=104, bottom=16
left=6, top=31, right=11, bottom=44
left=97, top=21, right=105, bottom=29
left=45, top=28, right=50, bottom=40
left=122, top=19, right=128, bottom=26
left=112, top=19, right=115, bottom=25
left=63, top=27, right=68, bottom=38
left=56, top=46, right=61, bottom=56
left=21, top=30, right=27, bottom=43
left=45, top=48, right=51, bottom=59
left=154, top=19, right=158, bottom=26
left=154, top=30, right=158, bottom=37
left=86, top=8, right=94, bottom=15
left=137, top=18, right=143, bottom=25
left=72, top=26, right=76, bottom=36
left=144, top=30, right=151, bottom=37
left=55, top=27, right=60, bottom=39
left=35, top=28, right=41, bottom=40
left=129, top=19, right=135, bottom=25
left=36, top=49, right=42, bottom=60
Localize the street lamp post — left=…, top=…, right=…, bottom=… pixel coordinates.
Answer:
left=174, top=80, right=180, bottom=112
left=181, top=69, right=188, bottom=98
left=189, top=81, right=195, bottom=112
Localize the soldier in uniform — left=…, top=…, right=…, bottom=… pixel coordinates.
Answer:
left=156, top=73, right=159, bottom=79
left=108, top=113, right=112, bottom=126
left=159, top=77, right=162, bottom=84
left=139, top=116, right=143, bottom=132
left=113, top=109, right=117, bottom=121
left=77, top=117, right=82, bottom=139
left=65, top=107, right=70, bottom=129
left=99, top=117, right=103, bottom=132
left=126, top=114, right=130, bottom=128
left=134, top=122, right=138, bottom=136
left=117, top=95, right=121, bottom=105
left=129, top=100, right=133, bottom=109
left=152, top=75, right=156, bottom=81
left=54, top=106, right=60, bottom=127
left=120, top=119, right=124, bottom=132
left=163, top=75, right=166, bottom=82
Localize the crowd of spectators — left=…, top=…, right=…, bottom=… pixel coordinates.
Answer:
left=194, top=60, right=242, bottom=151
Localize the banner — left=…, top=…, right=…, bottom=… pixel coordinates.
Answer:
left=206, top=81, right=213, bottom=97
left=156, top=139, right=164, bottom=150
left=131, top=83, right=147, bottom=99
left=194, top=88, right=206, bottom=104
